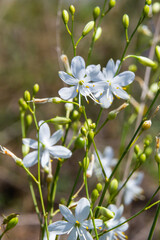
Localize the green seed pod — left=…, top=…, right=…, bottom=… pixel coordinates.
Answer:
left=128, top=64, right=137, bottom=72
left=136, top=56, right=156, bottom=68
left=99, top=207, right=115, bottom=220
left=46, top=174, right=53, bottom=183
left=155, top=153, right=160, bottom=163
left=24, top=90, right=31, bottom=102
left=93, top=6, right=101, bottom=20
left=81, top=126, right=87, bottom=136
left=146, top=0, right=152, bottom=5
left=134, top=144, right=140, bottom=155
left=96, top=183, right=102, bottom=192
left=108, top=110, right=117, bottom=120
left=144, top=146, right=152, bottom=157
left=88, top=130, right=94, bottom=142
left=82, top=21, right=94, bottom=37
left=69, top=5, right=75, bottom=15
left=142, top=120, right=152, bottom=131
left=143, top=5, right=150, bottom=16
left=122, top=14, right=129, bottom=29
left=72, top=110, right=80, bottom=121
left=5, top=217, right=19, bottom=231
left=90, top=123, right=96, bottom=129
left=82, top=156, right=90, bottom=170
left=139, top=153, right=146, bottom=163
left=155, top=45, right=160, bottom=62
left=49, top=116, right=71, bottom=125
left=109, top=178, right=118, bottom=195
left=152, top=2, right=160, bottom=14
left=109, top=0, right=116, bottom=8
left=26, top=114, right=32, bottom=127
left=19, top=98, right=28, bottom=111
left=94, top=27, right=102, bottom=42
left=62, top=10, right=69, bottom=24
left=33, top=83, right=39, bottom=95
left=75, top=136, right=86, bottom=149
left=91, top=189, right=99, bottom=204
left=52, top=97, right=62, bottom=104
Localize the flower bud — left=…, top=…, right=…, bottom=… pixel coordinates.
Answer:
left=72, top=110, right=80, bottom=121
left=90, top=123, right=96, bottom=129
left=128, top=64, right=137, bottom=72
left=146, top=0, right=152, bottom=5
left=5, top=217, right=19, bottom=231
left=69, top=5, right=75, bottom=15
left=91, top=189, right=99, bottom=203
left=142, top=120, right=152, bottom=131
left=94, top=27, right=102, bottom=42
left=99, top=207, right=115, bottom=220
left=75, top=136, right=86, bottom=149
left=24, top=90, right=31, bottom=102
left=152, top=2, right=160, bottom=14
left=139, top=153, right=146, bottom=163
left=88, top=130, right=94, bottom=142
left=52, top=97, right=62, bottom=104
left=150, top=83, right=159, bottom=93
left=136, top=56, right=157, bottom=68
left=65, top=102, right=74, bottom=112
left=49, top=116, right=71, bottom=125
left=145, top=146, right=152, bottom=157
left=155, top=45, right=160, bottom=62
left=33, top=83, right=39, bottom=95
left=62, top=10, right=69, bottom=24
left=19, top=98, right=28, bottom=111
left=81, top=126, right=87, bottom=136
left=86, top=154, right=94, bottom=177
left=60, top=55, right=71, bottom=74
left=109, top=178, right=118, bottom=195
left=122, top=14, right=129, bottom=29
left=155, top=153, right=160, bottom=163
left=109, top=0, right=116, bottom=8
left=82, top=21, right=94, bottom=37
left=83, top=157, right=90, bottom=171
left=26, top=114, right=32, bottom=127
left=96, top=183, right=102, bottom=192
left=93, top=6, right=101, bottom=20
left=108, top=110, right=117, bottom=120
left=46, top=174, right=53, bottom=183
left=143, top=5, right=150, bottom=16
left=134, top=144, right=140, bottom=155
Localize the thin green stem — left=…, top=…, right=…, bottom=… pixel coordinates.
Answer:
left=95, top=108, right=103, bottom=131
left=147, top=203, right=160, bottom=240
left=22, top=165, right=39, bottom=184
left=75, top=35, right=83, bottom=48
left=95, top=117, right=109, bottom=135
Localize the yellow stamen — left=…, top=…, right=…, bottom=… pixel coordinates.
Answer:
left=93, top=85, right=95, bottom=87
left=86, top=86, right=89, bottom=88
left=76, top=89, right=78, bottom=93
left=96, top=100, right=99, bottom=103
left=50, top=159, right=53, bottom=162
left=86, top=226, right=89, bottom=230
left=76, top=220, right=79, bottom=224
left=58, top=158, right=62, bottom=161
left=100, top=93, right=102, bottom=96
left=87, top=100, right=89, bottom=104
left=116, top=87, right=119, bottom=89
left=123, top=87, right=127, bottom=90
left=99, top=227, right=102, bottom=230
left=109, top=83, right=111, bottom=86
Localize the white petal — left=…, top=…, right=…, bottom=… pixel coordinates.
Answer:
left=23, top=151, right=38, bottom=167
left=49, top=129, right=63, bottom=146
left=48, top=221, right=73, bottom=235
left=79, top=228, right=93, bottom=240
left=71, top=56, right=86, bottom=79
left=99, top=89, right=113, bottom=109
left=111, top=85, right=129, bottom=100
left=58, top=86, right=77, bottom=100
left=75, top=198, right=90, bottom=222
left=59, top=204, right=75, bottom=224
left=49, top=146, right=72, bottom=159
left=59, top=71, right=78, bottom=85
left=39, top=121, right=51, bottom=142
left=112, top=71, right=135, bottom=86
left=41, top=150, right=50, bottom=168
left=68, top=228, right=78, bottom=240
left=103, top=146, right=114, bottom=159
left=83, top=219, right=103, bottom=229
left=22, top=138, right=38, bottom=149
left=85, top=64, right=101, bottom=82
left=105, top=59, right=116, bottom=79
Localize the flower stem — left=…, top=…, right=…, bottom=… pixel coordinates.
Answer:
left=147, top=203, right=160, bottom=240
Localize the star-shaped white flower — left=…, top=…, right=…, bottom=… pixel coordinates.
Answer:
left=92, top=59, right=135, bottom=108
left=94, top=146, right=117, bottom=179
left=122, top=172, right=144, bottom=205
left=23, top=121, right=72, bottom=168
left=100, top=204, right=128, bottom=240
left=58, top=56, right=101, bottom=106
left=48, top=198, right=103, bottom=240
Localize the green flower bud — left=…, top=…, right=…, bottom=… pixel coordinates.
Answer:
left=122, top=14, right=129, bottom=29
left=46, top=174, right=53, bottom=183
left=99, top=207, right=115, bottom=220
left=75, top=136, right=86, bottom=149
left=82, top=156, right=90, bottom=170
left=24, top=90, right=31, bottom=102
left=155, top=45, right=160, bottom=62
left=144, top=146, right=152, bottom=157
left=5, top=217, right=19, bottom=231
left=152, top=2, right=160, bottom=14
left=33, top=83, right=39, bottom=95
left=94, top=27, right=102, bottom=42
left=146, top=0, right=152, bottom=5
left=90, top=123, right=96, bottom=129
left=128, top=64, right=137, bottom=72
left=19, top=98, right=28, bottom=111
left=144, top=139, right=150, bottom=146
left=96, top=183, right=102, bottom=192
left=155, top=153, right=160, bottom=163
left=82, top=21, right=94, bottom=37
left=109, top=178, right=118, bottom=195
left=150, top=83, right=159, bottom=93
left=52, top=97, right=62, bottom=104
left=134, top=144, right=140, bottom=155
left=69, top=5, right=75, bottom=15
left=143, top=5, right=150, bottom=16
left=22, top=144, right=30, bottom=156
left=93, top=6, right=101, bottom=20
left=142, top=120, right=152, bottom=131
left=49, top=116, right=71, bottom=125
left=139, top=153, right=146, bottom=163
left=109, top=0, right=116, bottom=8
left=60, top=197, right=67, bottom=205
left=91, top=189, right=99, bottom=203
left=72, top=110, right=80, bottom=121
left=88, top=130, right=94, bottom=142
left=108, top=110, right=117, bottom=120
left=136, top=56, right=156, bottom=68
left=81, top=126, right=87, bottom=136
left=26, top=114, right=32, bottom=127
left=62, top=10, right=69, bottom=24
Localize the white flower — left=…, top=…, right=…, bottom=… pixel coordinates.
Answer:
left=43, top=231, right=56, bottom=240
left=58, top=56, right=101, bottom=106
left=23, top=121, right=72, bottom=168
left=94, top=147, right=117, bottom=179
left=100, top=204, right=128, bottom=240
left=122, top=172, right=144, bottom=205
left=92, top=59, right=135, bottom=108
left=48, top=198, right=103, bottom=240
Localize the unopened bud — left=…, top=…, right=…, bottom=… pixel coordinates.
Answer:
left=49, top=116, right=71, bottom=125
left=91, top=189, right=99, bottom=203
left=146, top=0, right=152, bottom=5
left=46, top=174, right=53, bottom=183
left=94, top=27, right=102, bottom=41
left=142, top=120, right=152, bottom=131
left=139, top=153, right=146, bottom=163
left=108, top=111, right=117, bottom=120
left=99, top=207, right=115, bottom=220
left=155, top=46, right=160, bottom=62
left=33, top=83, right=39, bottom=95
left=81, top=127, right=87, bottom=136
left=150, top=83, right=159, bottom=93
left=122, top=14, right=129, bottom=29
left=90, top=123, right=96, bottom=129
left=109, top=178, right=118, bottom=195
left=109, top=0, right=116, bottom=8
left=26, top=114, right=32, bottom=127
left=52, top=97, right=62, bottom=104
left=155, top=153, right=160, bottom=163
left=19, top=98, right=28, bottom=111
left=75, top=136, right=86, bottom=149
left=143, top=5, right=150, bottom=16
left=96, top=183, right=102, bottom=192
left=22, top=144, right=30, bottom=156
left=83, top=157, right=90, bottom=171
left=69, top=5, right=75, bottom=15
left=145, top=146, right=152, bottom=157
left=152, top=2, right=160, bottom=14
left=82, top=21, right=94, bottom=36
left=24, top=90, right=31, bottom=102
left=65, top=101, right=74, bottom=112
left=128, top=64, right=137, bottom=72
left=62, top=10, right=69, bottom=24
left=134, top=144, right=140, bottom=155
left=93, top=6, right=101, bottom=20
left=60, top=55, right=71, bottom=74
left=72, top=110, right=80, bottom=121
left=88, top=130, right=94, bottom=142
left=5, top=217, right=19, bottom=231
left=136, top=56, right=157, bottom=68
left=86, top=155, right=94, bottom=178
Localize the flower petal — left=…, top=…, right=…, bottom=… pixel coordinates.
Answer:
left=104, top=59, right=116, bottom=79
left=111, top=85, right=129, bottom=100
left=59, top=204, right=75, bottom=223
left=99, top=89, right=113, bottom=109
left=112, top=71, right=135, bottom=86
left=41, top=150, right=50, bottom=168
left=23, top=150, right=38, bottom=167
left=83, top=219, right=103, bottom=229
left=67, top=228, right=78, bottom=240
left=75, top=198, right=90, bottom=222
left=59, top=71, right=78, bottom=85
left=49, top=146, right=72, bottom=159
left=103, top=146, right=114, bottom=159
left=49, top=129, right=63, bottom=146
left=71, top=56, right=86, bottom=79
left=48, top=221, right=73, bottom=235
left=79, top=227, right=93, bottom=240
left=58, top=86, right=77, bottom=100
left=22, top=138, right=38, bottom=149
left=39, top=121, right=51, bottom=142
left=85, top=64, right=101, bottom=82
